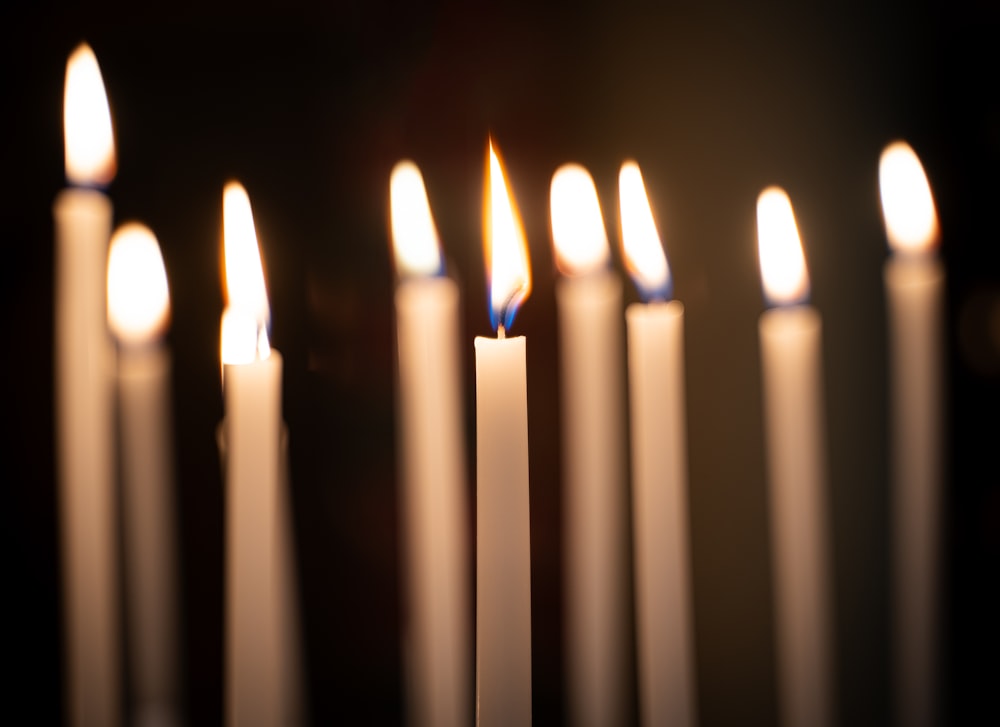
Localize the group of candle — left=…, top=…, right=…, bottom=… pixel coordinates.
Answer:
left=55, top=42, right=943, bottom=727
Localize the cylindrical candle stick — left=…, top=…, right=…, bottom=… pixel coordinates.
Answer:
left=879, top=142, right=944, bottom=727
left=55, top=43, right=120, bottom=727
left=756, top=187, right=834, bottom=727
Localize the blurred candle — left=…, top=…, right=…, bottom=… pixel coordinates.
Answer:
left=390, top=161, right=471, bottom=727
left=107, top=224, right=180, bottom=727
left=619, top=162, right=696, bottom=727
left=756, top=187, right=834, bottom=727
left=550, top=164, right=629, bottom=727
left=54, top=42, right=120, bottom=727
left=879, top=142, right=943, bottom=727
left=475, top=140, right=533, bottom=726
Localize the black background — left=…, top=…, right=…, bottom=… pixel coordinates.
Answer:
left=2, top=1, right=998, bottom=724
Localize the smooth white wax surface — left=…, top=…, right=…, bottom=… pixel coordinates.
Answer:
left=54, top=187, right=120, bottom=727
left=626, top=301, right=696, bottom=727
left=759, top=306, right=833, bottom=727
left=396, top=278, right=471, bottom=727
left=475, top=335, right=532, bottom=727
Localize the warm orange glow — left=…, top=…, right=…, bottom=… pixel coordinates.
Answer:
left=550, top=164, right=610, bottom=276
left=879, top=141, right=939, bottom=255
left=107, top=223, right=170, bottom=344
left=222, top=181, right=271, bottom=362
left=619, top=161, right=670, bottom=300
left=64, top=43, right=116, bottom=186
left=757, top=186, right=810, bottom=306
left=484, top=139, right=531, bottom=331
left=390, top=160, right=442, bottom=277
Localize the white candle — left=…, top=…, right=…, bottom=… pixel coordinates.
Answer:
left=107, top=224, right=180, bottom=727
left=619, top=161, right=696, bottom=727
left=756, top=187, right=834, bottom=727
left=221, top=182, right=284, bottom=727
left=476, top=140, right=533, bottom=727
left=879, top=142, right=943, bottom=727
left=549, top=164, right=629, bottom=727
left=390, top=161, right=472, bottom=727
left=54, top=43, right=120, bottom=727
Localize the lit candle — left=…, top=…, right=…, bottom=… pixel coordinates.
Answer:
left=879, top=142, right=943, bottom=727
left=549, top=163, right=629, bottom=727
left=221, top=182, right=284, bottom=727
left=756, top=187, right=834, bottom=727
left=54, top=42, right=120, bottom=727
left=619, top=161, right=696, bottom=727
left=107, top=224, right=180, bottom=727
left=390, top=161, right=472, bottom=727
left=475, top=139, right=533, bottom=727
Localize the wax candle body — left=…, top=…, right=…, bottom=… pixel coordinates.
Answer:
left=626, top=300, right=696, bottom=727
left=556, top=271, right=629, bottom=727
left=54, top=187, right=119, bottom=727
left=475, top=335, right=531, bottom=727
left=759, top=305, right=833, bottom=727
left=885, top=257, right=944, bottom=727
left=396, top=277, right=471, bottom=727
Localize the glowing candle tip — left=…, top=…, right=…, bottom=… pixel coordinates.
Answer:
left=757, top=186, right=810, bottom=307
left=107, top=222, right=170, bottom=344
left=390, top=160, right=444, bottom=278
left=64, top=43, right=116, bottom=187
left=550, top=164, right=610, bottom=277
left=879, top=141, right=939, bottom=255
left=619, top=160, right=671, bottom=301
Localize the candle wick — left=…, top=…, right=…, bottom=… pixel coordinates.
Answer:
left=497, top=324, right=506, bottom=340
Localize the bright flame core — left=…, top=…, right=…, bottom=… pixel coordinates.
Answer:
left=222, top=181, right=271, bottom=361
left=879, top=141, right=939, bottom=255
left=757, top=186, right=810, bottom=306
left=390, top=160, right=443, bottom=277
left=619, top=161, right=671, bottom=300
left=550, top=164, right=610, bottom=276
left=484, top=140, right=531, bottom=332
left=107, top=223, right=170, bottom=344
left=64, top=43, right=116, bottom=187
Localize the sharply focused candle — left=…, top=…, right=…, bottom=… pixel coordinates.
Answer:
left=475, top=140, right=533, bottom=727
left=619, top=161, right=696, bottom=727
left=390, top=161, right=471, bottom=727
left=550, top=163, right=629, bottom=727
left=55, top=42, right=120, bottom=727
left=756, top=187, right=834, bottom=727
left=879, top=142, right=943, bottom=727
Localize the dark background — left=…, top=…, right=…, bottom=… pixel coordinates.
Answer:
left=2, top=1, right=998, bottom=724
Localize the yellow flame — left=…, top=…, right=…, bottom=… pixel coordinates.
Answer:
left=64, top=43, right=116, bottom=186
left=223, top=181, right=270, bottom=328
left=220, top=308, right=259, bottom=366
left=757, top=186, right=810, bottom=306
left=619, top=161, right=670, bottom=298
left=107, top=222, right=170, bottom=344
left=550, top=163, right=610, bottom=276
left=879, top=141, right=939, bottom=254
left=390, top=160, right=442, bottom=277
left=484, top=139, right=531, bottom=330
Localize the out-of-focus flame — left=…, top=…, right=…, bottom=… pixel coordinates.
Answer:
left=619, top=161, right=671, bottom=300
left=220, top=308, right=260, bottom=366
left=64, top=43, right=116, bottom=187
left=879, top=141, right=939, bottom=255
left=222, top=181, right=271, bottom=361
left=757, top=186, right=810, bottom=306
left=484, top=139, right=531, bottom=332
left=550, top=164, right=610, bottom=276
left=390, top=160, right=443, bottom=277
left=107, top=222, right=170, bottom=345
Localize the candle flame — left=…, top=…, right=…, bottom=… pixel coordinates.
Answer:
left=220, top=308, right=260, bottom=366
left=619, top=161, right=671, bottom=300
left=107, top=222, right=170, bottom=344
left=484, top=139, right=531, bottom=332
left=64, top=43, right=116, bottom=187
left=390, top=160, right=443, bottom=277
left=757, top=186, right=810, bottom=306
left=550, top=164, right=610, bottom=276
left=222, top=181, right=271, bottom=361
left=879, top=141, right=939, bottom=255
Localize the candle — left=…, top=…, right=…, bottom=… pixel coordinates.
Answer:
left=107, top=223, right=180, bottom=727
left=619, top=161, right=696, bottom=727
left=221, top=182, right=284, bottom=727
left=54, top=42, right=120, bottom=727
left=549, top=163, right=629, bottom=727
left=756, top=187, right=834, bottom=727
left=390, top=161, right=472, bottom=727
left=879, top=142, right=943, bottom=727
left=475, top=140, right=533, bottom=727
